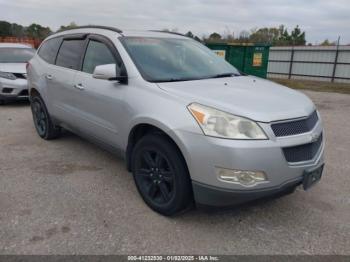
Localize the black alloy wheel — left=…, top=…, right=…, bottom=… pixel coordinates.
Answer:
left=131, top=134, right=193, bottom=216
left=31, top=99, right=47, bottom=137
left=134, top=149, right=175, bottom=205
left=30, top=95, right=60, bottom=140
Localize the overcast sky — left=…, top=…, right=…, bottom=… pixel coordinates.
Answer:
left=1, top=0, right=349, bottom=44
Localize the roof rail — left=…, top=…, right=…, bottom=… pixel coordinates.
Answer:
left=149, top=30, right=188, bottom=38
left=54, top=25, right=123, bottom=35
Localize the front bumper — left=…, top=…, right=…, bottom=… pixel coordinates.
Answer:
left=192, top=177, right=303, bottom=207
left=171, top=118, right=325, bottom=207
left=0, top=78, right=29, bottom=101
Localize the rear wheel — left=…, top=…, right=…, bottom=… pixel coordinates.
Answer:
left=131, top=134, right=193, bottom=216
left=30, top=95, right=60, bottom=140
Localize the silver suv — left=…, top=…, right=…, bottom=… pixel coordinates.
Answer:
left=27, top=26, right=325, bottom=215
left=0, top=43, right=35, bottom=104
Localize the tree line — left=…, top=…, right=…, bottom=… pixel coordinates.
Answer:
left=0, top=21, right=51, bottom=39
left=0, top=20, right=345, bottom=46
left=0, top=21, right=82, bottom=40
left=204, top=25, right=307, bottom=46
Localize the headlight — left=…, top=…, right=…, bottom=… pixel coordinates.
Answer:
left=188, top=103, right=267, bottom=140
left=0, top=71, right=16, bottom=80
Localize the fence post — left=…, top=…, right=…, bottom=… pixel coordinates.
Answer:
left=331, top=37, right=340, bottom=82
left=288, top=47, right=295, bottom=79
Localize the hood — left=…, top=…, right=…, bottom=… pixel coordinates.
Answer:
left=0, top=63, right=26, bottom=74
left=157, top=76, right=315, bottom=123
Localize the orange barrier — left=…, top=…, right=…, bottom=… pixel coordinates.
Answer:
left=0, top=37, right=42, bottom=49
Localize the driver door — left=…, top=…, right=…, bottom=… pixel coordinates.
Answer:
left=71, top=35, right=127, bottom=149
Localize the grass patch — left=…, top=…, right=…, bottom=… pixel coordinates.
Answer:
left=270, top=78, right=350, bottom=95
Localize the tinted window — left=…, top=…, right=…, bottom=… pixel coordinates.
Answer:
left=82, top=40, right=116, bottom=74
left=0, top=48, right=35, bottom=63
left=38, top=37, right=62, bottom=64
left=56, top=39, right=85, bottom=70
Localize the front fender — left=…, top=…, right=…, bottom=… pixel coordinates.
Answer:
left=125, top=116, right=193, bottom=174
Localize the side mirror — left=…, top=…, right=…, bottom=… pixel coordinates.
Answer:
left=92, top=64, right=127, bottom=83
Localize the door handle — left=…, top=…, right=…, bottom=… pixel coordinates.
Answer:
left=74, top=83, right=85, bottom=90
left=46, top=74, right=53, bottom=80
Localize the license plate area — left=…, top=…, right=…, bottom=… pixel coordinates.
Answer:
left=303, top=164, right=324, bottom=190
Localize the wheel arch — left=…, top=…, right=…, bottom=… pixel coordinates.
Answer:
left=125, top=121, right=190, bottom=175
left=29, top=87, right=41, bottom=99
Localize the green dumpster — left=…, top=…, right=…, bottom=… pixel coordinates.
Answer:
left=206, top=43, right=270, bottom=78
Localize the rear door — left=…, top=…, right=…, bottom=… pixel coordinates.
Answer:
left=35, top=36, right=62, bottom=113
left=72, top=35, right=127, bottom=148
left=48, top=35, right=86, bottom=126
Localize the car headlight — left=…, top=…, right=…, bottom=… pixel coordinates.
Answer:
left=0, top=71, right=16, bottom=80
left=188, top=103, right=267, bottom=140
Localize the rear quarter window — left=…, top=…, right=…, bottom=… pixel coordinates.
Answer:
left=38, top=37, right=62, bottom=64
left=55, top=39, right=85, bottom=70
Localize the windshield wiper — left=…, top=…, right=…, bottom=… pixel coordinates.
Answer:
left=209, top=73, right=240, bottom=79
left=153, top=73, right=241, bottom=83
left=153, top=77, right=198, bottom=83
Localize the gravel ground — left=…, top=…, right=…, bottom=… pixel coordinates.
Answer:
left=0, top=90, right=349, bottom=255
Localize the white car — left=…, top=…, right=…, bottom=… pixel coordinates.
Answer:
left=0, top=43, right=35, bottom=104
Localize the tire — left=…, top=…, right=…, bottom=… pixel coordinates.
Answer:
left=30, top=95, right=61, bottom=140
left=131, top=134, right=193, bottom=216
left=0, top=99, right=5, bottom=105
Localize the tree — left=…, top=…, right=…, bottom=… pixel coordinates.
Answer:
left=193, top=36, right=202, bottom=42
left=58, top=22, right=78, bottom=32
left=0, top=21, right=11, bottom=37
left=239, top=30, right=250, bottom=42
left=0, top=21, right=52, bottom=39
left=26, top=23, right=51, bottom=39
left=185, top=31, right=194, bottom=38
left=320, top=39, right=336, bottom=46
left=223, top=28, right=235, bottom=42
left=289, top=25, right=306, bottom=45
left=249, top=27, right=280, bottom=44
left=209, top=32, right=222, bottom=40
left=11, top=23, right=25, bottom=37
left=204, top=25, right=307, bottom=45
left=185, top=31, right=202, bottom=42
left=263, top=25, right=306, bottom=46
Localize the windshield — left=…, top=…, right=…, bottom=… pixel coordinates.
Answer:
left=0, top=48, right=35, bottom=63
left=121, top=37, right=240, bottom=82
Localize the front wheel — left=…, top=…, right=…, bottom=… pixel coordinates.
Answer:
left=30, top=95, right=60, bottom=140
left=131, top=134, right=193, bottom=216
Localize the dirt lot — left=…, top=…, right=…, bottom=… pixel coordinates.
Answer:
left=0, top=90, right=349, bottom=255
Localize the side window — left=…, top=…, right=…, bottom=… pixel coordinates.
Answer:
left=38, top=37, right=62, bottom=64
left=82, top=40, right=116, bottom=74
left=56, top=39, right=85, bottom=70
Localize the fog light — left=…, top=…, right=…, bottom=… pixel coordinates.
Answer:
left=216, top=168, right=267, bottom=186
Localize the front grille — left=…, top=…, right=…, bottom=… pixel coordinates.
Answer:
left=271, top=111, right=318, bottom=137
left=2, top=87, right=13, bottom=93
left=13, top=73, right=27, bottom=79
left=282, top=133, right=323, bottom=163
